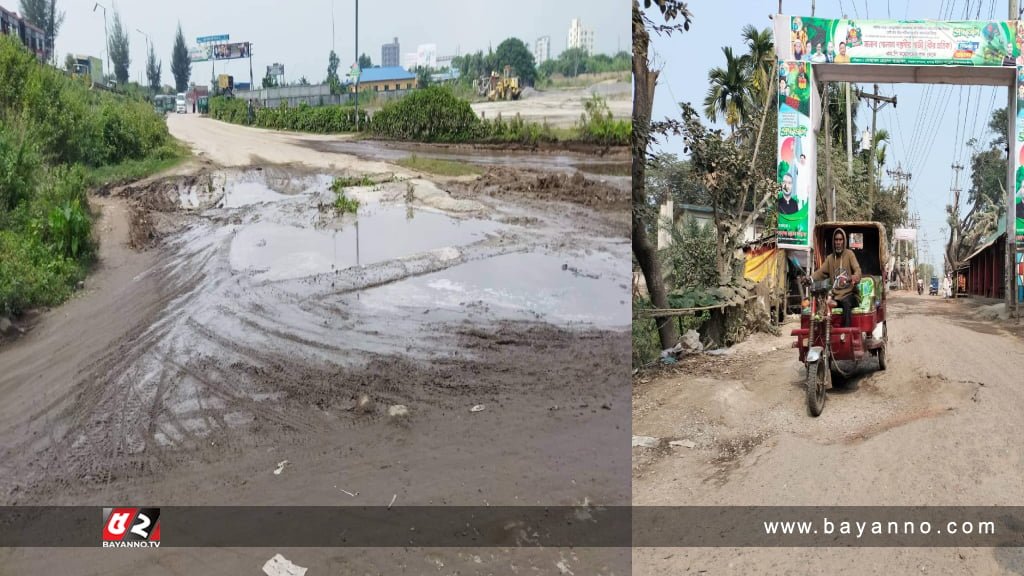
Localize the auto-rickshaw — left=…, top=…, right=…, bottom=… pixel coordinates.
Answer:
left=790, top=222, right=889, bottom=416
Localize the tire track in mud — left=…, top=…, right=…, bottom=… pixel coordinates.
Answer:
left=5, top=167, right=631, bottom=504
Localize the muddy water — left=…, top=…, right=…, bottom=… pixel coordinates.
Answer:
left=356, top=250, right=630, bottom=328
left=230, top=203, right=502, bottom=281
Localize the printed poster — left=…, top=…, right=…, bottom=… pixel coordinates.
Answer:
left=791, top=17, right=1018, bottom=66
left=777, top=60, right=814, bottom=249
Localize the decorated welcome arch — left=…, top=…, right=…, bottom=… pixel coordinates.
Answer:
left=774, top=14, right=1024, bottom=308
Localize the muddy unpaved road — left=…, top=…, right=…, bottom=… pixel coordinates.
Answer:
left=0, top=115, right=630, bottom=574
left=633, top=294, right=1024, bottom=575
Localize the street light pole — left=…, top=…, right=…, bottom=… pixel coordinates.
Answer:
left=136, top=28, right=151, bottom=91
left=354, top=0, right=360, bottom=131
left=93, top=2, right=109, bottom=80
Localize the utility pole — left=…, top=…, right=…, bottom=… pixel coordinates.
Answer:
left=846, top=82, right=853, bottom=175
left=888, top=164, right=912, bottom=286
left=949, top=161, right=964, bottom=297
left=856, top=84, right=897, bottom=206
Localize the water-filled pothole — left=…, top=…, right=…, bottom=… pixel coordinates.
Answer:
left=229, top=203, right=502, bottom=281
left=356, top=251, right=630, bottom=328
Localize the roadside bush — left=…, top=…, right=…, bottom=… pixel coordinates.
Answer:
left=666, top=216, right=717, bottom=290
left=210, top=97, right=368, bottom=134
left=0, top=230, right=83, bottom=315
left=369, top=86, right=480, bottom=142
left=576, top=94, right=631, bottom=146
left=0, top=122, right=42, bottom=211
left=477, top=113, right=557, bottom=145
left=0, top=36, right=174, bottom=316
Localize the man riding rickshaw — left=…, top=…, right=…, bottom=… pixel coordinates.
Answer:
left=792, top=222, right=889, bottom=416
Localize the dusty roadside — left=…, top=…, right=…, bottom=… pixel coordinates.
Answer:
left=632, top=294, right=1024, bottom=574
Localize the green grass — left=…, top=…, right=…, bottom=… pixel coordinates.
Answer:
left=330, top=175, right=374, bottom=190
left=83, top=141, right=190, bottom=188
left=329, top=176, right=366, bottom=215
left=394, top=155, right=482, bottom=177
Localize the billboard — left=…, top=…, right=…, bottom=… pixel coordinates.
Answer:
left=894, top=228, right=918, bottom=241
left=791, top=17, right=1019, bottom=66
left=214, top=42, right=251, bottom=60
left=776, top=60, right=816, bottom=249
left=267, top=63, right=284, bottom=76
left=188, top=45, right=212, bottom=62
left=1017, top=66, right=1024, bottom=248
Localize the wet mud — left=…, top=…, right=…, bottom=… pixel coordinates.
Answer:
left=1, top=165, right=630, bottom=513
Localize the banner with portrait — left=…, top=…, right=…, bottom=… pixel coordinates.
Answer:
left=777, top=59, right=816, bottom=249
left=790, top=17, right=1019, bottom=66
left=1016, top=66, right=1024, bottom=249
left=213, top=42, right=251, bottom=61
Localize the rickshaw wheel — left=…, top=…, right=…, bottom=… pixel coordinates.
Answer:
left=806, top=359, right=827, bottom=417
left=877, top=322, right=888, bottom=371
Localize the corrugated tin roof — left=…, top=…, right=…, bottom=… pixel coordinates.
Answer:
left=359, top=66, right=416, bottom=83
left=963, top=218, right=1006, bottom=264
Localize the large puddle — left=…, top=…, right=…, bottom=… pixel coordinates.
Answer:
left=356, top=251, right=630, bottom=328
left=229, top=203, right=502, bottom=281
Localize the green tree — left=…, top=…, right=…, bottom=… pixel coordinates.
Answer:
left=146, top=45, right=162, bottom=94
left=634, top=0, right=693, bottom=352
left=326, top=50, right=341, bottom=94
left=171, top=23, right=191, bottom=92
left=19, top=0, right=64, bottom=62
left=740, top=24, right=773, bottom=106
left=107, top=8, right=130, bottom=85
left=415, top=66, right=430, bottom=89
left=63, top=52, right=74, bottom=72
left=493, top=37, right=536, bottom=86
left=703, top=46, right=750, bottom=134
left=358, top=53, right=372, bottom=69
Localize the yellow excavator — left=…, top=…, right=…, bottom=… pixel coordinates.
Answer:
left=486, top=65, right=521, bottom=101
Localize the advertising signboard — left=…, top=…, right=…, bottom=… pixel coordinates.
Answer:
left=777, top=60, right=816, bottom=249
left=213, top=42, right=251, bottom=60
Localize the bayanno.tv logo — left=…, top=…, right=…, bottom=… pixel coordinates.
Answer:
left=102, top=508, right=161, bottom=548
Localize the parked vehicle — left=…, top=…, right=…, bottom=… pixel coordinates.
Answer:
left=175, top=93, right=187, bottom=113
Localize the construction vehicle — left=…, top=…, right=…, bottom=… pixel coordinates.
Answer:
left=485, top=65, right=521, bottom=101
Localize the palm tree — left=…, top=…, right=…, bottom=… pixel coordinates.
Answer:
left=704, top=46, right=751, bottom=134
left=872, top=128, right=890, bottom=186
left=740, top=25, right=774, bottom=107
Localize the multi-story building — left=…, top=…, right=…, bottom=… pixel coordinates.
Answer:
left=0, top=5, right=47, bottom=61
left=534, top=36, right=550, bottom=64
left=381, top=37, right=399, bottom=68
left=567, top=18, right=594, bottom=54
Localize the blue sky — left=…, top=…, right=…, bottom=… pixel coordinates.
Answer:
left=648, top=0, right=1014, bottom=271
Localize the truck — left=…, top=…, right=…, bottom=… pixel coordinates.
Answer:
left=71, top=54, right=103, bottom=86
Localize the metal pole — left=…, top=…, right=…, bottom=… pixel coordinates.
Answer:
left=93, top=3, right=109, bottom=81
left=869, top=84, right=878, bottom=206
left=354, top=0, right=359, bottom=131
left=1009, top=0, right=1019, bottom=313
